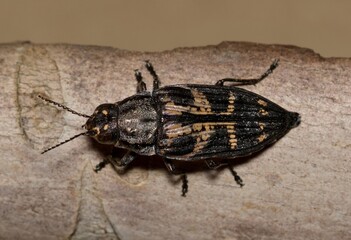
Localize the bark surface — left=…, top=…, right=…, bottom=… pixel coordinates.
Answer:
left=0, top=42, right=350, bottom=240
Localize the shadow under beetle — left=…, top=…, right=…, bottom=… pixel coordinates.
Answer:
left=39, top=59, right=300, bottom=196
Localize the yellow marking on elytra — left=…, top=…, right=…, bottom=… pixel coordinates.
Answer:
left=165, top=122, right=238, bottom=155
left=192, top=123, right=203, bottom=131
left=193, top=131, right=211, bottom=153
left=164, top=110, right=182, bottom=115
left=192, top=89, right=210, bottom=106
left=102, top=110, right=108, bottom=115
left=163, top=102, right=190, bottom=115
left=201, top=133, right=210, bottom=141
left=191, top=89, right=212, bottom=113
left=103, top=124, right=109, bottom=130
left=164, top=123, right=182, bottom=130
left=227, top=125, right=237, bottom=149
left=226, top=92, right=235, bottom=113
left=258, top=99, right=268, bottom=107
left=193, top=140, right=207, bottom=152
left=165, top=124, right=192, bottom=138
left=164, top=91, right=237, bottom=116
left=259, top=122, right=265, bottom=130
left=259, top=109, right=269, bottom=116
left=257, top=133, right=268, bottom=142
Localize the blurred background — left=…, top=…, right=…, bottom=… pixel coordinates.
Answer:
left=0, top=0, right=350, bottom=57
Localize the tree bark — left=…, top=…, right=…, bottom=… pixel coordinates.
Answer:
left=0, top=42, right=350, bottom=240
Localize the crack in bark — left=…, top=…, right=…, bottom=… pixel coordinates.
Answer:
left=15, top=44, right=31, bottom=145
left=69, top=162, right=121, bottom=240
left=68, top=163, right=86, bottom=240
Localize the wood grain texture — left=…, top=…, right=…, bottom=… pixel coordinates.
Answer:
left=0, top=42, right=350, bottom=240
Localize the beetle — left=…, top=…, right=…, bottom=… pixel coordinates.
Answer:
left=39, top=59, right=300, bottom=196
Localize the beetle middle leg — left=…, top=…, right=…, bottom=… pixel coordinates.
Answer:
left=135, top=69, right=147, bottom=93
left=215, top=59, right=279, bottom=86
left=164, top=158, right=188, bottom=197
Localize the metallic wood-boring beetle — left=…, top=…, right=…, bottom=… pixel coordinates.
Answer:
left=39, top=60, right=300, bottom=196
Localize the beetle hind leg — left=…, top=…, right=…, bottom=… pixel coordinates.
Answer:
left=215, top=59, right=279, bottom=86
left=164, top=158, right=189, bottom=197
left=228, top=164, right=244, bottom=187
left=180, top=174, right=188, bottom=197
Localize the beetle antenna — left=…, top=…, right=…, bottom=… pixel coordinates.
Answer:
left=41, top=132, right=89, bottom=154
left=38, top=95, right=90, bottom=118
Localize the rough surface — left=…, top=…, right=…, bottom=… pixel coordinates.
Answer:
left=0, top=42, right=350, bottom=240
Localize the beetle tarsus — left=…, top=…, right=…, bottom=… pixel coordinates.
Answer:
left=94, top=159, right=109, bottom=173
left=181, top=174, right=188, bottom=197
left=228, top=166, right=245, bottom=187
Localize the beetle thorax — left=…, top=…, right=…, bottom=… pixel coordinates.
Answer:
left=118, top=95, right=157, bottom=146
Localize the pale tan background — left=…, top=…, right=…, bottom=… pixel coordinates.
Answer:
left=0, top=0, right=350, bottom=57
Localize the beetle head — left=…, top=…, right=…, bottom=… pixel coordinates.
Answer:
left=38, top=95, right=120, bottom=154
left=84, top=103, right=119, bottom=144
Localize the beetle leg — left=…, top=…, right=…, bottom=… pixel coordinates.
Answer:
left=205, top=160, right=244, bottom=187
left=180, top=174, right=188, bottom=197
left=164, top=158, right=188, bottom=197
left=109, top=150, right=136, bottom=170
left=228, top=164, right=245, bottom=187
left=119, top=151, right=137, bottom=166
left=163, top=158, right=178, bottom=174
left=135, top=69, right=147, bottom=93
left=94, top=158, right=109, bottom=172
left=145, top=60, right=161, bottom=91
left=215, top=59, right=279, bottom=86
left=94, top=149, right=136, bottom=172
left=205, top=159, right=226, bottom=169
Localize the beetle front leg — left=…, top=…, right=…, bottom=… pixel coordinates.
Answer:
left=145, top=60, right=161, bottom=92
left=164, top=158, right=188, bottom=197
left=110, top=150, right=137, bottom=169
left=216, top=59, right=279, bottom=86
left=94, top=158, right=109, bottom=172
left=94, top=150, right=136, bottom=172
